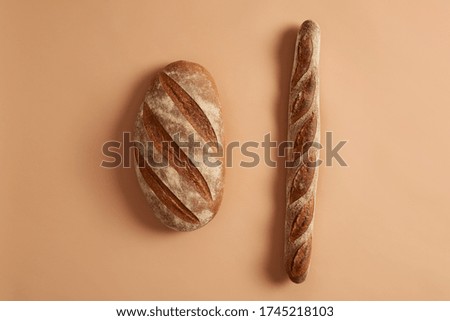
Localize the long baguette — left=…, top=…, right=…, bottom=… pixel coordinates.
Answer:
left=285, top=20, right=321, bottom=283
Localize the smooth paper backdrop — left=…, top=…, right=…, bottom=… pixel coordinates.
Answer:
left=1, top=0, right=449, bottom=300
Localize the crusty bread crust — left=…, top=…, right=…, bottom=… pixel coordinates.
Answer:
left=134, top=61, right=224, bottom=231
left=285, top=21, right=321, bottom=283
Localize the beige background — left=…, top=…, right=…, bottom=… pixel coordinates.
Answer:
left=1, top=0, right=450, bottom=300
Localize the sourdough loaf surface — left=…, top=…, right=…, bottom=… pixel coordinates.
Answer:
left=285, top=21, right=321, bottom=283
left=134, top=61, right=224, bottom=231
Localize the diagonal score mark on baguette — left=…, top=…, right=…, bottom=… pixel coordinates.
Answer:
left=290, top=236, right=312, bottom=283
left=142, top=101, right=212, bottom=202
left=135, top=149, right=200, bottom=224
left=291, top=29, right=313, bottom=89
left=289, top=115, right=318, bottom=206
left=292, top=113, right=317, bottom=162
left=289, top=163, right=315, bottom=204
left=290, top=197, right=314, bottom=242
left=159, top=72, right=218, bottom=145
left=290, top=71, right=316, bottom=124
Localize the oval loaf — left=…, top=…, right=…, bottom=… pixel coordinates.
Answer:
left=134, top=61, right=225, bottom=231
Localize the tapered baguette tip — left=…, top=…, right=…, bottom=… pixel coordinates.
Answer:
left=300, top=20, right=320, bottom=33
left=289, top=272, right=308, bottom=284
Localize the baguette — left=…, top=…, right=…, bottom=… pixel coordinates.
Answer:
left=134, top=61, right=225, bottom=231
left=285, top=20, right=320, bottom=283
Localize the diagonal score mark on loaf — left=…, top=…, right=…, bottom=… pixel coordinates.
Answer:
left=142, top=101, right=212, bottom=202
left=159, top=72, right=218, bottom=146
left=135, top=149, right=200, bottom=224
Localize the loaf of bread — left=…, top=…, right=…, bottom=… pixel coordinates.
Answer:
left=285, top=20, right=320, bottom=283
left=134, top=61, right=224, bottom=231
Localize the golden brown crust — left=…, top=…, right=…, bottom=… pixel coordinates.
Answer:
left=293, top=112, right=317, bottom=161
left=291, top=28, right=313, bottom=89
left=291, top=72, right=317, bottom=124
left=134, top=61, right=224, bottom=231
left=142, top=101, right=212, bottom=202
left=289, top=163, right=315, bottom=204
left=286, top=20, right=320, bottom=283
left=289, top=197, right=314, bottom=242
left=159, top=72, right=218, bottom=145
left=135, top=149, right=200, bottom=224
left=289, top=236, right=312, bottom=283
